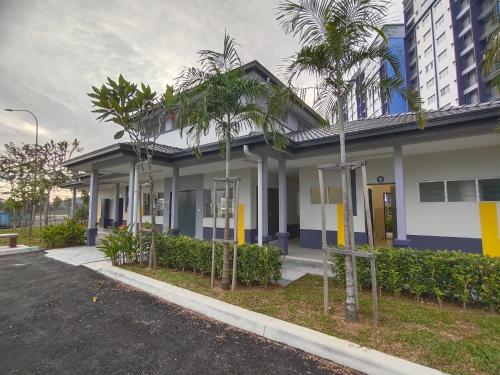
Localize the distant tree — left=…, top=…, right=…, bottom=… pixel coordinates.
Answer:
left=89, top=76, right=177, bottom=269
left=175, top=32, right=288, bottom=290
left=482, top=23, right=499, bottom=97
left=52, top=196, right=63, bottom=210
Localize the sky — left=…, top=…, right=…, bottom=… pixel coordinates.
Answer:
left=0, top=0, right=404, bottom=155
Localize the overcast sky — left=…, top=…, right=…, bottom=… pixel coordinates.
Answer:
left=0, top=0, right=403, bottom=154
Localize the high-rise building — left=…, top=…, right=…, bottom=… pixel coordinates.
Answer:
left=345, top=24, right=409, bottom=121
left=404, top=0, right=499, bottom=110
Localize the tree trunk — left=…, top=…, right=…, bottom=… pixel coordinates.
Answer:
left=44, top=190, right=51, bottom=226
left=337, top=99, right=358, bottom=322
left=148, top=174, right=156, bottom=270
left=221, top=136, right=231, bottom=290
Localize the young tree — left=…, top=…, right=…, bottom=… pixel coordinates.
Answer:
left=277, top=0, right=424, bottom=321
left=482, top=25, right=499, bottom=94
left=89, top=77, right=176, bottom=269
left=175, top=32, right=288, bottom=290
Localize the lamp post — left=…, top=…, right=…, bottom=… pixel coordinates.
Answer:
left=4, top=109, right=39, bottom=239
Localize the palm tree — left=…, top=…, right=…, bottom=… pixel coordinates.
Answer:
left=175, top=32, right=288, bottom=290
left=482, top=24, right=499, bottom=94
left=277, top=0, right=424, bottom=321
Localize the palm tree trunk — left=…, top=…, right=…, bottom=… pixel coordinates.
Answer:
left=221, top=135, right=231, bottom=290
left=148, top=173, right=156, bottom=270
left=337, top=99, right=358, bottom=322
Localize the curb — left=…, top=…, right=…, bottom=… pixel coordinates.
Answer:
left=87, top=263, right=445, bottom=375
left=0, top=245, right=41, bottom=257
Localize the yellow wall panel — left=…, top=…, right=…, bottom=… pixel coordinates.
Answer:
left=479, top=202, right=500, bottom=257
left=238, top=204, right=245, bottom=245
left=337, top=204, right=344, bottom=246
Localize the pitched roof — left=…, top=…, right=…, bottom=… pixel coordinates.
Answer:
left=288, top=100, right=500, bottom=143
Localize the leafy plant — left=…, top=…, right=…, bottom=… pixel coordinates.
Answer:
left=98, top=225, right=139, bottom=266
left=155, top=234, right=283, bottom=286
left=331, top=246, right=500, bottom=311
left=41, top=219, right=86, bottom=249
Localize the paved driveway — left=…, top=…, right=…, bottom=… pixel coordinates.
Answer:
left=0, top=253, right=358, bottom=375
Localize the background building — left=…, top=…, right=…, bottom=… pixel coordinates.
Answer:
left=404, top=0, right=499, bottom=109
left=346, top=24, right=409, bottom=121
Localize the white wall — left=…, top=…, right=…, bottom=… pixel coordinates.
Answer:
left=404, top=145, right=500, bottom=238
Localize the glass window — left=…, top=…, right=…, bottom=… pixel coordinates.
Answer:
left=478, top=178, right=500, bottom=201
left=143, top=192, right=164, bottom=216
left=310, top=187, right=327, bottom=204
left=204, top=188, right=234, bottom=217
left=440, top=85, right=450, bottom=95
left=427, top=94, right=436, bottom=104
left=439, top=67, right=449, bottom=80
left=327, top=186, right=342, bottom=204
left=447, top=180, right=476, bottom=202
left=419, top=181, right=445, bottom=202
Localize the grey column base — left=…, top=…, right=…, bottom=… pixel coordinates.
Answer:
left=393, top=238, right=411, bottom=248
left=276, top=232, right=289, bottom=255
left=87, top=227, right=98, bottom=246
left=113, top=221, right=121, bottom=228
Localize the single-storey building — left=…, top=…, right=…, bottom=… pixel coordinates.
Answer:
left=63, top=61, right=500, bottom=257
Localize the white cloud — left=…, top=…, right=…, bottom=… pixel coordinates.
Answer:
left=0, top=0, right=404, bottom=153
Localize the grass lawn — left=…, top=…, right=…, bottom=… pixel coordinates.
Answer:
left=0, top=226, right=43, bottom=247
left=125, top=265, right=500, bottom=375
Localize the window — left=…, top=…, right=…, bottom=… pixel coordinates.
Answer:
left=478, top=178, right=500, bottom=201
left=425, top=61, right=434, bottom=72
left=441, top=102, right=451, bottom=109
left=419, top=181, right=445, bottom=202
left=436, top=32, right=446, bottom=46
left=203, top=188, right=234, bottom=217
left=310, top=187, right=327, bottom=204
left=426, top=77, right=435, bottom=89
left=436, top=15, right=444, bottom=28
left=143, top=192, right=164, bottom=216
left=434, top=0, right=442, bottom=9
left=423, top=30, right=431, bottom=41
left=439, top=67, right=449, bottom=79
left=447, top=180, right=476, bottom=202
left=424, top=45, right=432, bottom=57
left=438, top=49, right=447, bottom=63
left=427, top=94, right=436, bottom=104
left=440, top=85, right=450, bottom=95
left=327, top=186, right=342, bottom=204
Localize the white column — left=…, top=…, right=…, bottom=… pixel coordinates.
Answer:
left=127, top=162, right=135, bottom=228
left=163, top=177, right=172, bottom=232
left=277, top=159, right=289, bottom=253
left=258, top=156, right=268, bottom=244
left=393, top=145, right=409, bottom=247
left=133, top=163, right=140, bottom=234
left=87, top=170, right=99, bottom=246
left=114, top=183, right=120, bottom=227
left=171, top=166, right=179, bottom=229
left=70, top=187, right=77, bottom=218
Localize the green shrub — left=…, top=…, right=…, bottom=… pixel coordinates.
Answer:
left=98, top=225, right=139, bottom=265
left=331, top=247, right=500, bottom=310
left=156, top=234, right=283, bottom=286
left=41, top=219, right=86, bottom=249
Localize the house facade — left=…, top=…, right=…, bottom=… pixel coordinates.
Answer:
left=63, top=62, right=500, bottom=257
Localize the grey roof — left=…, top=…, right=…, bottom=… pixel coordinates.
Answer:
left=289, top=100, right=500, bottom=143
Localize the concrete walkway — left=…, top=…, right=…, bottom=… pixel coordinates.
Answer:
left=45, top=246, right=110, bottom=266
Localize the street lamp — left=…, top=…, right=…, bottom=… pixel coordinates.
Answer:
left=4, top=108, right=39, bottom=238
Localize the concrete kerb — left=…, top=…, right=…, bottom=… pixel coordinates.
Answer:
left=87, top=263, right=445, bottom=375
left=0, top=245, right=41, bottom=257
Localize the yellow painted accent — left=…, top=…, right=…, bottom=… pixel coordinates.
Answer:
left=479, top=202, right=500, bottom=257
left=238, top=204, right=245, bottom=245
left=337, top=203, right=345, bottom=246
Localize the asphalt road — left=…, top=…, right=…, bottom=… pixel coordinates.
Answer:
left=0, top=253, right=359, bottom=375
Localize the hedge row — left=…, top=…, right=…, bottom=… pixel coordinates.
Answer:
left=156, top=234, right=283, bottom=286
left=332, top=247, right=500, bottom=311
left=41, top=219, right=87, bottom=249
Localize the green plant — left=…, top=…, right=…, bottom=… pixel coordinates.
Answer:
left=98, top=225, right=139, bottom=266
left=41, top=219, right=86, bottom=249
left=155, top=234, right=283, bottom=286
left=331, top=246, right=500, bottom=311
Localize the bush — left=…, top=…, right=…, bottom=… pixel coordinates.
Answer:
left=98, top=225, right=139, bottom=265
left=41, top=219, right=86, bottom=249
left=331, top=247, right=500, bottom=311
left=156, top=234, right=283, bottom=286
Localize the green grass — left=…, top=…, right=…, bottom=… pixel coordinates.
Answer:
left=124, top=265, right=500, bottom=375
left=0, top=226, right=43, bottom=247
